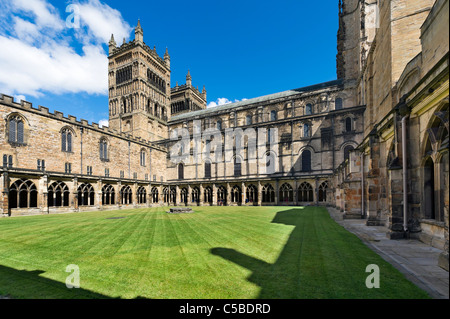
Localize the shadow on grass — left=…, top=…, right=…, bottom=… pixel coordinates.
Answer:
left=211, top=208, right=307, bottom=299
left=0, top=264, right=115, bottom=299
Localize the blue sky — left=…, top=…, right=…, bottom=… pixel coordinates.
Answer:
left=0, top=0, right=339, bottom=126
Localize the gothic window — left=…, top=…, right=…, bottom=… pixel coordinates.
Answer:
left=262, top=184, right=275, bottom=203
left=345, top=117, right=352, bottom=132
left=178, top=163, right=184, bottom=180
left=344, top=145, right=354, bottom=162
left=3, top=155, right=13, bottom=168
left=151, top=187, right=159, bottom=203
left=231, top=186, right=241, bottom=203
left=246, top=114, right=252, bottom=126
left=61, top=128, right=73, bottom=152
left=246, top=185, right=258, bottom=204
left=335, top=98, right=343, bottom=110
left=301, top=150, right=312, bottom=172
left=9, top=179, right=38, bottom=209
left=298, top=182, right=314, bottom=202
left=140, top=149, right=146, bottom=166
left=303, top=123, right=311, bottom=138
left=266, top=152, right=276, bottom=174
left=217, top=120, right=223, bottom=131
left=137, top=186, right=147, bottom=204
left=8, top=115, right=25, bottom=144
left=120, top=185, right=133, bottom=205
left=279, top=183, right=294, bottom=203
left=180, top=187, right=188, bottom=204
left=217, top=186, right=227, bottom=205
left=102, top=184, right=115, bottom=205
left=305, top=103, right=313, bottom=115
left=77, top=183, right=95, bottom=206
left=204, top=187, right=213, bottom=204
left=191, top=187, right=200, bottom=204
left=163, top=187, right=170, bottom=203
left=47, top=181, right=70, bottom=207
left=100, top=138, right=108, bottom=161
left=318, top=181, right=329, bottom=202
left=204, top=161, right=212, bottom=178
left=270, top=110, right=277, bottom=121
left=234, top=156, right=242, bottom=177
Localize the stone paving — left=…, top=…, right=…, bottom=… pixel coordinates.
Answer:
left=328, top=208, right=449, bottom=299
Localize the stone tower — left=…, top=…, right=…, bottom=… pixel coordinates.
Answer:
left=170, top=70, right=207, bottom=116
left=108, top=20, right=171, bottom=142
left=336, top=0, right=379, bottom=81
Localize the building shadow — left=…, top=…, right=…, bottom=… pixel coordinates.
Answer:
left=211, top=208, right=318, bottom=299
left=0, top=264, right=113, bottom=299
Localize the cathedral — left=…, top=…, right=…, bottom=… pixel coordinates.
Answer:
left=0, top=0, right=448, bottom=271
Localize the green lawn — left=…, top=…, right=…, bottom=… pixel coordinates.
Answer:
left=0, top=206, right=430, bottom=299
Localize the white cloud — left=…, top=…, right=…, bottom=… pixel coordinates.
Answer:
left=73, top=0, right=132, bottom=44
left=207, top=97, right=247, bottom=108
left=98, top=119, right=109, bottom=128
left=0, top=0, right=131, bottom=98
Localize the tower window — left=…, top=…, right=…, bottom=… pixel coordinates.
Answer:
left=140, top=149, right=146, bottom=166
left=8, top=115, right=25, bottom=144
left=270, top=110, right=277, bottom=121
left=345, top=117, right=352, bottom=132
left=61, top=128, right=73, bottom=152
left=100, top=138, right=108, bottom=161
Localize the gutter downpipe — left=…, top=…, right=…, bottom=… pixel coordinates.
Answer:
left=402, top=115, right=409, bottom=232
left=361, top=152, right=365, bottom=218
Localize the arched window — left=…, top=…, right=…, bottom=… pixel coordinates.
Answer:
left=137, top=186, right=147, bottom=204
left=140, top=149, right=146, bottom=166
left=9, top=179, right=38, bottom=209
left=151, top=187, right=159, bottom=203
left=77, top=183, right=95, bottom=206
left=246, top=185, right=258, bottom=204
left=178, top=163, right=184, bottom=180
left=100, top=138, right=108, bottom=161
left=217, top=186, right=227, bottom=205
left=345, top=117, right=352, bottom=132
left=303, top=123, right=311, bottom=138
left=61, top=128, right=73, bottom=152
left=231, top=186, right=241, bottom=203
left=246, top=115, right=252, bottom=126
left=120, top=185, right=132, bottom=205
left=279, top=183, right=294, bottom=203
left=298, top=182, right=314, bottom=202
left=335, top=98, right=343, bottom=110
left=266, top=152, right=276, bottom=174
left=204, top=161, right=212, bottom=178
left=270, top=110, right=277, bottom=121
left=305, top=103, right=313, bottom=115
left=8, top=115, right=25, bottom=144
left=344, top=145, right=354, bottom=162
left=191, top=187, right=200, bottom=204
left=302, top=150, right=312, bottom=172
left=318, top=181, right=329, bottom=202
left=234, top=156, right=242, bottom=177
left=217, top=120, right=223, bottom=131
left=163, top=187, right=170, bottom=203
left=180, top=187, right=188, bottom=204
left=262, top=184, right=275, bottom=203
left=48, top=181, right=70, bottom=207
left=204, top=186, right=213, bottom=204
left=102, top=184, right=115, bottom=205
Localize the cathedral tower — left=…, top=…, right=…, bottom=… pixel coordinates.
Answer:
left=108, top=20, right=171, bottom=142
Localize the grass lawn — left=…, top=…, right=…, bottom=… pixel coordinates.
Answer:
left=0, top=206, right=430, bottom=299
